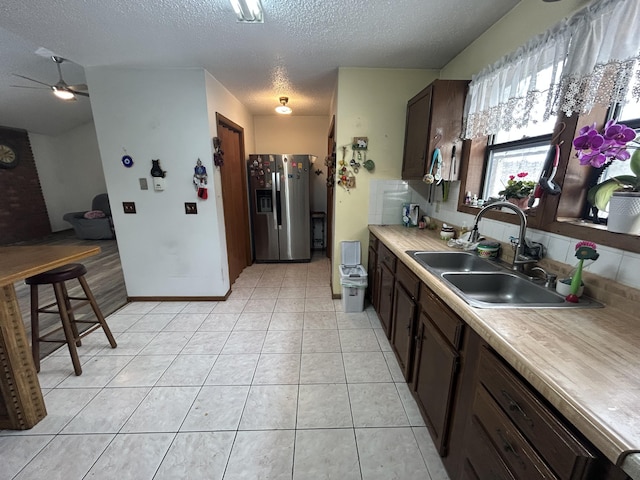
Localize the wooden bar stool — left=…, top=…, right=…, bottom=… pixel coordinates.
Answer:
left=26, top=263, right=117, bottom=375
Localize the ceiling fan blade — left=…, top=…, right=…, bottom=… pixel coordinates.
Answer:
left=10, top=85, right=51, bottom=90
left=68, top=84, right=88, bottom=91
left=74, top=91, right=90, bottom=97
left=12, top=73, right=53, bottom=88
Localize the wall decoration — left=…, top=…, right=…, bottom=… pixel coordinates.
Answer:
left=150, top=159, right=166, bottom=178
left=120, top=148, right=133, bottom=168
left=213, top=137, right=224, bottom=167
left=193, top=158, right=208, bottom=200
left=121, top=155, right=133, bottom=168
left=352, top=137, right=368, bottom=150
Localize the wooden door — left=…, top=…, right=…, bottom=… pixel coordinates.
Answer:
left=216, top=113, right=251, bottom=286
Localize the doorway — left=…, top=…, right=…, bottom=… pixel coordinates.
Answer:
left=216, top=113, right=251, bottom=286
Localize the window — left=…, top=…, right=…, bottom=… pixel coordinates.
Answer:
left=478, top=61, right=560, bottom=203
left=483, top=136, right=552, bottom=202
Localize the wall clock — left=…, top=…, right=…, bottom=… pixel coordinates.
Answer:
left=0, top=144, right=19, bottom=169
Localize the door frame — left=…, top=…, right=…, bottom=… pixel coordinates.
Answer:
left=216, top=112, right=252, bottom=279
left=326, top=115, right=335, bottom=262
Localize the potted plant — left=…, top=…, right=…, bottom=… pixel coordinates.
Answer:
left=573, top=120, right=640, bottom=235
left=498, top=172, right=536, bottom=209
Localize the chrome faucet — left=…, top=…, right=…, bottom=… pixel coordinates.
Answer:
left=469, top=201, right=539, bottom=272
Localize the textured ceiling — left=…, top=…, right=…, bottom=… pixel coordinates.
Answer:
left=0, top=0, right=521, bottom=135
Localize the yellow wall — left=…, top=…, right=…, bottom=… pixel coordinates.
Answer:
left=332, top=68, right=439, bottom=292
left=441, top=0, right=588, bottom=79
left=253, top=115, right=332, bottom=213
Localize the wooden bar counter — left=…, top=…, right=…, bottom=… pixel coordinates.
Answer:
left=0, top=245, right=100, bottom=429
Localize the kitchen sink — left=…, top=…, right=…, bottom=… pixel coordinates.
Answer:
left=442, top=272, right=566, bottom=307
left=409, top=251, right=502, bottom=272
left=407, top=250, right=602, bottom=309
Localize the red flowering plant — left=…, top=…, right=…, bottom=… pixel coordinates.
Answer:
left=572, top=119, right=640, bottom=211
left=498, top=172, right=536, bottom=199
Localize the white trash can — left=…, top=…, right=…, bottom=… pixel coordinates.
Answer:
left=339, top=241, right=368, bottom=313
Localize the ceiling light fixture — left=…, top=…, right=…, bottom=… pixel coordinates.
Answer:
left=52, top=87, right=75, bottom=100
left=230, top=0, right=264, bottom=23
left=275, top=96, right=292, bottom=114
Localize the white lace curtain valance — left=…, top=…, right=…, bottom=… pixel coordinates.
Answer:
left=463, top=0, right=640, bottom=140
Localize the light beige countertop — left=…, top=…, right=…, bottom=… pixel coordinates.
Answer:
left=369, top=225, right=640, bottom=475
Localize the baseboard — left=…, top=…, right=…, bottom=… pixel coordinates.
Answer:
left=127, top=292, right=230, bottom=302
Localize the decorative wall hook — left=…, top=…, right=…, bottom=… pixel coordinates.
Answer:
left=213, top=137, right=224, bottom=167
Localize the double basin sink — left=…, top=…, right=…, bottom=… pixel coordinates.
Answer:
left=408, top=251, right=601, bottom=309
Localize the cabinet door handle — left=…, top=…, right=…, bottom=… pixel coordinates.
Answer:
left=501, top=389, right=534, bottom=427
left=496, top=429, right=526, bottom=469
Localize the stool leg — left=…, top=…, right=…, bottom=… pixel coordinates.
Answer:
left=78, top=276, right=117, bottom=349
left=60, top=282, right=82, bottom=347
left=30, top=285, right=41, bottom=373
left=52, top=282, right=83, bottom=376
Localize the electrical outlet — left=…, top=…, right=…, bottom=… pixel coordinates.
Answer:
left=185, top=202, right=197, bottom=214
left=123, top=202, right=136, bottom=214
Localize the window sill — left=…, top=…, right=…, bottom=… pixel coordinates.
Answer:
left=549, top=218, right=640, bottom=253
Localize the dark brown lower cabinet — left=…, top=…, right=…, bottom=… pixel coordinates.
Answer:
left=391, top=262, right=420, bottom=379
left=367, top=233, right=378, bottom=306
left=391, top=281, right=415, bottom=378
left=412, top=309, right=460, bottom=456
left=461, top=345, right=633, bottom=480
left=377, top=261, right=395, bottom=338
left=464, top=412, right=517, bottom=480
left=367, top=239, right=633, bottom=480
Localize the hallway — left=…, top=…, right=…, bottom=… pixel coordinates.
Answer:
left=0, top=253, right=448, bottom=479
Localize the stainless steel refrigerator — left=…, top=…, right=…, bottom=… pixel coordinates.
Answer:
left=247, top=154, right=316, bottom=262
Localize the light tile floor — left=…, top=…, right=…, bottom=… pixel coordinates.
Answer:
left=1, top=254, right=450, bottom=480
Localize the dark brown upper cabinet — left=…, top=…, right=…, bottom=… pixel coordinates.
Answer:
left=401, top=79, right=469, bottom=181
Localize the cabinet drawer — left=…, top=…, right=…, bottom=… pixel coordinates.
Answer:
left=378, top=243, right=396, bottom=272
left=396, top=261, right=420, bottom=299
left=419, top=283, right=463, bottom=348
left=478, top=347, right=595, bottom=479
left=465, top=411, right=517, bottom=480
left=473, top=385, right=559, bottom=479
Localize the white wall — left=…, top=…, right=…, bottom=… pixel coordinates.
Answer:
left=253, top=115, right=330, bottom=213
left=30, top=121, right=106, bottom=232
left=203, top=71, right=257, bottom=283
left=86, top=66, right=252, bottom=297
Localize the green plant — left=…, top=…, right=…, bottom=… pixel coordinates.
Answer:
left=587, top=149, right=640, bottom=211
left=573, top=120, right=640, bottom=211
left=498, top=172, right=536, bottom=199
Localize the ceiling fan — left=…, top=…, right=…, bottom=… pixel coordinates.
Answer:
left=12, top=56, right=89, bottom=101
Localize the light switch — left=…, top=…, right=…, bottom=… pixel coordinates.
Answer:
left=139, top=178, right=148, bottom=190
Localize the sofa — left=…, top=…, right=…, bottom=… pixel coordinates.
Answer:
left=63, top=193, right=115, bottom=240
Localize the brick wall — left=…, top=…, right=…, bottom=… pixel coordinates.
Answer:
left=0, top=127, right=51, bottom=245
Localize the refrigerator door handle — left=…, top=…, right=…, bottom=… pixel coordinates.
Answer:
left=271, top=172, right=279, bottom=229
